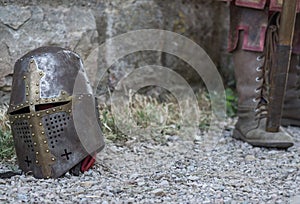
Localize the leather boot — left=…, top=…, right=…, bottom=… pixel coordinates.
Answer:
left=232, top=47, right=294, bottom=148
left=281, top=54, right=300, bottom=127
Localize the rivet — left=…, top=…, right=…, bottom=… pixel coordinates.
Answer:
left=18, top=115, right=21, bottom=118
left=59, top=107, right=62, bottom=110
left=22, top=115, right=26, bottom=118
left=51, top=158, right=55, bottom=161
left=39, top=72, right=43, bottom=76
left=32, top=133, right=35, bottom=137
left=45, top=99, right=48, bottom=102
left=20, top=103, right=23, bottom=106
left=26, top=85, right=29, bottom=89
left=46, top=176, right=50, bottom=179
left=36, top=83, right=39, bottom=86
left=26, top=101, right=29, bottom=104
left=14, top=116, right=17, bottom=119
left=17, top=105, right=20, bottom=108
left=30, top=102, right=34, bottom=105
left=52, top=108, right=56, bottom=112
left=39, top=122, right=42, bottom=126
left=33, top=142, right=37, bottom=146
left=46, top=149, right=49, bottom=153
left=59, top=98, right=62, bottom=101
left=29, top=124, right=33, bottom=128
left=52, top=99, right=55, bottom=102
left=27, top=116, right=31, bottom=119
left=37, top=113, right=40, bottom=117
left=46, top=110, right=49, bottom=114
left=11, top=121, right=14, bottom=124
left=36, top=152, right=39, bottom=155
left=26, top=92, right=29, bottom=96
left=30, top=59, right=34, bottom=63
left=62, top=91, right=65, bottom=95
left=41, top=131, right=45, bottom=135
left=23, top=76, right=26, bottom=79
left=68, top=110, right=71, bottom=113
left=44, top=140, right=47, bottom=144
left=35, top=90, right=39, bottom=94
left=31, top=113, right=35, bottom=117
left=36, top=160, right=39, bottom=164
left=36, top=99, right=39, bottom=102
left=13, top=107, right=16, bottom=110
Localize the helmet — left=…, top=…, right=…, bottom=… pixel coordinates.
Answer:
left=7, top=47, right=105, bottom=179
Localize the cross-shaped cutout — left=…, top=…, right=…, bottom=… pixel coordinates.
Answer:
left=25, top=156, right=32, bottom=167
left=61, top=149, right=72, bottom=160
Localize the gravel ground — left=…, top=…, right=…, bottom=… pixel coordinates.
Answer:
left=1, top=123, right=300, bottom=203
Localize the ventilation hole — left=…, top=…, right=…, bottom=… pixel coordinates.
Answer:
left=52, top=146, right=55, bottom=148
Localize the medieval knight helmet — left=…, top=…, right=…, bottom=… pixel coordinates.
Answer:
left=7, top=47, right=105, bottom=179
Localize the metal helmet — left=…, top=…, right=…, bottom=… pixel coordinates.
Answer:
left=7, top=47, right=105, bottom=179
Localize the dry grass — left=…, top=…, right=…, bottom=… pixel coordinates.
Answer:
left=98, top=90, right=212, bottom=144
left=0, top=104, right=15, bottom=160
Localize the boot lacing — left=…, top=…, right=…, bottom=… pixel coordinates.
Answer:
left=253, top=13, right=280, bottom=121
left=253, top=55, right=269, bottom=120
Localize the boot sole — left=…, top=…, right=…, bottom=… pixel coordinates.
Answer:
left=233, top=129, right=293, bottom=149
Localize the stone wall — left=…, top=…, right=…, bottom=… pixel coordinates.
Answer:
left=0, top=0, right=232, bottom=104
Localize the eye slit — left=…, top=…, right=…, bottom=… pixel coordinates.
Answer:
left=9, top=106, right=30, bottom=115
left=35, top=101, right=70, bottom=111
